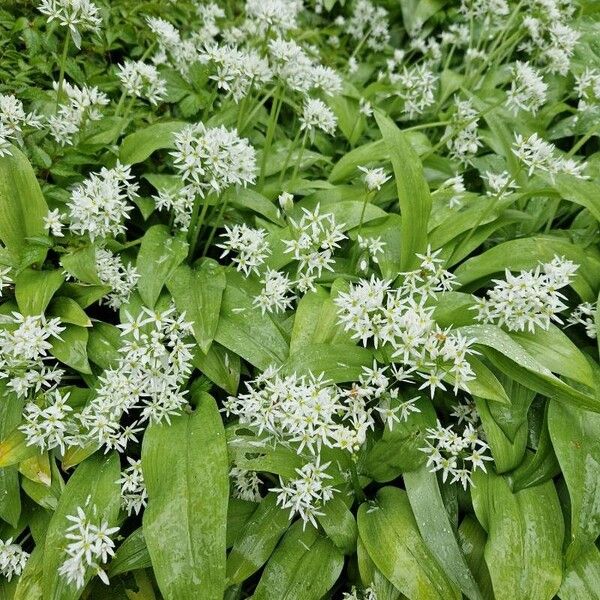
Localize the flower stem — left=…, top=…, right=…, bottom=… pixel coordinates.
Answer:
left=56, top=30, right=71, bottom=110
left=202, top=192, right=231, bottom=257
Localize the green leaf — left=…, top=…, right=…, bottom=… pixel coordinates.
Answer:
left=252, top=521, right=344, bottom=600
left=404, top=465, right=484, bottom=600
left=316, top=493, right=357, bottom=554
left=375, top=111, right=431, bottom=269
left=226, top=493, right=290, bottom=585
left=457, top=516, right=494, bottom=600
left=215, top=271, right=289, bottom=370
left=48, top=297, right=92, bottom=328
left=0, top=145, right=48, bottom=262
left=557, top=544, right=600, bottom=600
left=14, top=544, right=44, bottom=600
left=136, top=225, right=188, bottom=308
left=43, top=453, right=121, bottom=600
left=550, top=174, right=600, bottom=222
left=60, top=246, right=101, bottom=285
left=357, top=486, right=460, bottom=600
left=548, top=400, right=600, bottom=564
left=356, top=536, right=401, bottom=600
left=14, top=269, right=64, bottom=316
left=119, top=121, right=187, bottom=164
left=109, top=528, right=152, bottom=576
left=0, top=385, right=22, bottom=527
left=167, top=259, right=226, bottom=354
left=471, top=471, right=563, bottom=600
left=142, top=391, right=228, bottom=599
left=364, top=398, right=437, bottom=481
left=50, top=324, right=92, bottom=374
left=192, top=342, right=240, bottom=395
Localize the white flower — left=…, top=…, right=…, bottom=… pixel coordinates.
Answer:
left=483, top=170, right=519, bottom=198
left=473, top=256, right=578, bottom=332
left=506, top=61, right=547, bottom=115
left=253, top=269, right=295, bottom=314
left=393, top=64, right=438, bottom=119
left=0, top=538, right=29, bottom=581
left=347, top=0, right=390, bottom=52
left=358, top=166, right=390, bottom=191
left=44, top=208, right=65, bottom=237
left=117, top=60, right=166, bottom=105
left=278, top=191, right=294, bottom=213
left=171, top=123, right=256, bottom=195
left=95, top=248, right=139, bottom=310
left=230, top=467, right=262, bottom=502
left=58, top=503, right=119, bottom=589
left=300, top=98, right=337, bottom=135
left=0, top=266, right=12, bottom=296
left=567, top=302, right=597, bottom=339
left=118, top=458, right=147, bottom=515
left=245, top=0, right=303, bottom=34
left=217, top=224, right=271, bottom=276
left=38, top=0, right=101, bottom=45
left=445, top=99, right=481, bottom=163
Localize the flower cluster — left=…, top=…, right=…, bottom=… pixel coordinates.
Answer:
left=300, top=98, right=337, bottom=135
left=473, top=256, right=578, bottom=332
left=347, top=0, right=390, bottom=52
left=343, top=586, right=378, bottom=600
left=117, top=60, right=167, bottom=105
left=420, top=420, right=492, bottom=489
left=217, top=224, right=271, bottom=276
left=0, top=94, right=42, bottom=156
left=567, top=302, right=597, bottom=339
left=253, top=268, right=295, bottom=314
left=67, top=162, right=138, bottom=240
left=0, top=538, right=29, bottom=581
left=393, top=64, right=438, bottom=119
left=445, top=99, right=481, bottom=163
left=95, top=248, right=139, bottom=310
left=118, top=458, right=148, bottom=516
left=58, top=503, right=119, bottom=589
left=506, top=61, right=548, bottom=115
left=38, top=0, right=101, bottom=44
left=0, top=312, right=64, bottom=399
left=76, top=305, right=194, bottom=453
left=335, top=249, right=476, bottom=397
left=230, top=466, right=262, bottom=502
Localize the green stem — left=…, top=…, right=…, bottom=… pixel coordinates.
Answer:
left=289, top=130, right=308, bottom=185
left=56, top=30, right=71, bottom=110
left=358, top=189, right=375, bottom=234
left=259, top=88, right=283, bottom=187
left=188, top=192, right=212, bottom=259
left=277, top=128, right=302, bottom=188
left=349, top=461, right=366, bottom=503
left=202, top=193, right=230, bottom=257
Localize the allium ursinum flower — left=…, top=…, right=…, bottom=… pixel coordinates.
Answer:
left=445, top=99, right=481, bottom=163
left=347, top=0, right=390, bottom=52
left=393, top=64, right=438, bottom=119
left=357, top=235, right=386, bottom=266
left=44, top=208, right=65, bottom=237
left=270, top=459, right=336, bottom=528
left=153, top=186, right=196, bottom=231
left=20, top=389, right=77, bottom=454
left=0, top=312, right=64, bottom=398
left=200, top=44, right=272, bottom=103
left=358, top=166, right=390, bottom=191
left=253, top=269, right=296, bottom=314
left=0, top=94, right=42, bottom=156
left=343, top=586, right=378, bottom=600
left=171, top=123, right=257, bottom=197
left=483, top=170, right=519, bottom=199
left=223, top=366, right=375, bottom=455
left=118, top=458, right=148, bottom=515
left=278, top=191, right=294, bottom=213
left=359, top=98, right=373, bottom=117
left=300, top=98, right=337, bottom=135
left=283, top=204, right=347, bottom=284
left=450, top=397, right=480, bottom=426
left=48, top=80, right=109, bottom=146
left=58, top=502, right=119, bottom=589
left=506, top=61, right=547, bottom=115
left=473, top=256, right=578, bottom=332
left=195, top=2, right=225, bottom=43
left=567, top=302, right=597, bottom=339
left=95, top=248, right=139, bottom=310
left=335, top=249, right=477, bottom=397
left=38, top=0, right=101, bottom=46
left=420, top=420, right=492, bottom=489
left=67, top=162, right=138, bottom=241
left=217, top=224, right=271, bottom=276
left=268, top=39, right=343, bottom=96
left=230, top=466, right=262, bottom=502
left=77, top=306, right=194, bottom=453
left=0, top=266, right=12, bottom=296
left=146, top=17, right=198, bottom=75
left=117, top=60, right=166, bottom=105
left=512, top=133, right=587, bottom=180
left=574, top=68, right=600, bottom=113
left=245, top=0, right=303, bottom=35
left=439, top=174, right=466, bottom=209
left=0, top=538, right=29, bottom=581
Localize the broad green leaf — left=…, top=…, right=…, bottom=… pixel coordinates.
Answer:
left=215, top=271, right=289, bottom=370
left=457, top=516, right=494, bottom=600
left=404, top=465, right=483, bottom=600
left=109, top=528, right=152, bottom=576
left=356, top=536, right=401, bottom=600
left=557, top=544, right=600, bottom=600
left=282, top=343, right=373, bottom=383
left=471, top=471, right=563, bottom=600
left=14, top=544, right=44, bottom=600
left=364, top=398, right=437, bottom=481
left=14, top=269, right=64, bottom=316
left=136, top=225, right=188, bottom=308
left=548, top=400, right=600, bottom=564
left=226, top=493, right=290, bottom=585
left=0, top=385, right=22, bottom=527
left=252, top=520, right=344, bottom=600
left=43, top=453, right=120, bottom=600
left=375, top=111, right=431, bottom=269
left=551, top=174, right=600, bottom=221
left=316, top=492, right=357, bottom=554
left=48, top=297, right=91, bottom=328
left=50, top=324, right=92, bottom=374
left=60, top=246, right=101, bottom=285
left=86, top=321, right=122, bottom=369
left=142, top=391, right=228, bottom=600
left=192, top=342, right=240, bottom=395
left=226, top=499, right=257, bottom=549
left=0, top=145, right=48, bottom=262
left=167, top=259, right=226, bottom=354
left=357, top=486, right=460, bottom=600
left=0, top=427, right=37, bottom=468
left=119, top=121, right=187, bottom=164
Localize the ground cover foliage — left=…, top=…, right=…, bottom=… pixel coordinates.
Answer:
left=0, top=0, right=599, bottom=598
